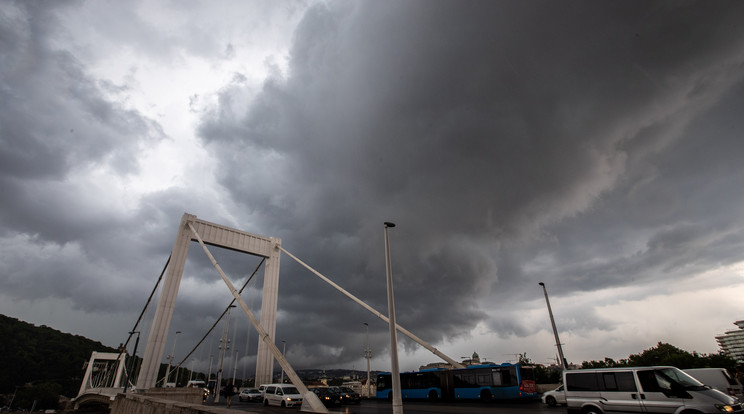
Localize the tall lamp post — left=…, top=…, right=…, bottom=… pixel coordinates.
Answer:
left=165, top=330, right=181, bottom=386
left=280, top=341, right=286, bottom=383
left=384, top=222, right=403, bottom=414
left=124, top=331, right=140, bottom=393
left=538, top=282, right=567, bottom=369
left=364, top=322, right=371, bottom=398
left=215, top=305, right=235, bottom=403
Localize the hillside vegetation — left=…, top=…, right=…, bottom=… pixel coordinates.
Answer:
left=0, top=314, right=117, bottom=407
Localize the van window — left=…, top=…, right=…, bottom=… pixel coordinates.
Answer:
left=566, top=372, right=599, bottom=391
left=266, top=386, right=276, bottom=394
left=283, top=386, right=300, bottom=394
left=602, top=372, right=637, bottom=392
left=638, top=370, right=665, bottom=392
left=723, top=370, right=739, bottom=386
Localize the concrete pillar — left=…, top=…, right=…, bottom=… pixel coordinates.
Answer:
left=136, top=214, right=194, bottom=390
left=254, top=237, right=281, bottom=386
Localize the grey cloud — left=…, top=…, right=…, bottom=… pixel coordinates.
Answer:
left=3, top=0, right=744, bottom=372
left=194, top=0, right=744, bottom=367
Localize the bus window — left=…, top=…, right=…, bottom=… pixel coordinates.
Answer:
left=492, top=370, right=502, bottom=386
left=477, top=373, right=491, bottom=386
left=502, top=367, right=515, bottom=386
left=455, top=374, right=477, bottom=387
left=520, top=366, right=535, bottom=381
left=377, top=374, right=390, bottom=391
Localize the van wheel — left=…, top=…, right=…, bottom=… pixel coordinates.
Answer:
left=480, top=390, right=493, bottom=402
left=582, top=406, right=602, bottom=414
left=546, top=396, right=557, bottom=406
left=263, top=399, right=268, bottom=406
left=281, top=401, right=286, bottom=408
left=428, top=390, right=438, bottom=401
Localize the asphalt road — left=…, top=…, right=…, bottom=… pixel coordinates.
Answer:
left=206, top=397, right=565, bottom=414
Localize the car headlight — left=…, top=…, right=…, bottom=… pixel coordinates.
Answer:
left=716, top=404, right=735, bottom=413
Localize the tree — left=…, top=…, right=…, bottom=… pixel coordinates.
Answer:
left=580, top=342, right=736, bottom=372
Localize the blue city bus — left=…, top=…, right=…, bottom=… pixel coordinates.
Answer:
left=376, top=363, right=537, bottom=402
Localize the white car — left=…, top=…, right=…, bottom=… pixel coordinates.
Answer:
left=238, top=388, right=262, bottom=402
left=262, top=384, right=303, bottom=408
left=541, top=384, right=566, bottom=406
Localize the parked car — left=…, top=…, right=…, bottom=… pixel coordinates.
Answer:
left=310, top=387, right=341, bottom=406
left=541, top=384, right=566, bottom=406
left=262, top=384, right=303, bottom=408
left=238, top=388, right=262, bottom=402
left=331, top=386, right=361, bottom=404
left=684, top=368, right=743, bottom=399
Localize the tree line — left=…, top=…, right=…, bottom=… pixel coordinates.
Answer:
left=524, top=342, right=736, bottom=384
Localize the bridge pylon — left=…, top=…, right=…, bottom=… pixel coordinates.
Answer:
left=135, top=213, right=282, bottom=390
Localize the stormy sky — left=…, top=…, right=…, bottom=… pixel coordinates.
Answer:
left=2, top=0, right=744, bottom=376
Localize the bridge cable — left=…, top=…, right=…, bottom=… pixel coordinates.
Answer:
left=171, top=257, right=265, bottom=372
left=113, top=252, right=172, bottom=385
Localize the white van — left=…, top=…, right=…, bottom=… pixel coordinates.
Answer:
left=684, top=368, right=743, bottom=399
left=262, top=383, right=303, bottom=408
left=564, top=366, right=743, bottom=414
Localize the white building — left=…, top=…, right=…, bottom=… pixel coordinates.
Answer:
left=716, top=320, right=744, bottom=362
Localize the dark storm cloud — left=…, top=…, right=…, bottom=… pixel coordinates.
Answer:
left=198, top=0, right=744, bottom=365
left=0, top=2, right=171, bottom=310
left=1, top=0, right=744, bottom=373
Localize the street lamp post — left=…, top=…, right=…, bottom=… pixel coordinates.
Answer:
left=164, top=330, right=181, bottom=386
left=280, top=341, right=286, bottom=383
left=384, top=222, right=403, bottom=414
left=538, top=282, right=567, bottom=369
left=215, top=305, right=235, bottom=403
left=124, top=331, right=140, bottom=393
left=364, top=322, right=371, bottom=398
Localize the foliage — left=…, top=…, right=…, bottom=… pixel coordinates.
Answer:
left=579, top=342, right=735, bottom=372
left=0, top=314, right=117, bottom=401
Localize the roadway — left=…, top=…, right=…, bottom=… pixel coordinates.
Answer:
left=205, top=397, right=564, bottom=414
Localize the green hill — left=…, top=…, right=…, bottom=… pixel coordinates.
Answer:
left=0, top=313, right=117, bottom=406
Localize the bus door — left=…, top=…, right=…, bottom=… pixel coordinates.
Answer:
left=438, top=371, right=455, bottom=401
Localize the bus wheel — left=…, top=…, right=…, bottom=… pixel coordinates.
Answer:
left=428, top=390, right=438, bottom=401
left=387, top=392, right=393, bottom=401
left=480, top=389, right=493, bottom=402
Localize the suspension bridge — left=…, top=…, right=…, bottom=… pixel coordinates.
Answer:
left=73, top=213, right=464, bottom=413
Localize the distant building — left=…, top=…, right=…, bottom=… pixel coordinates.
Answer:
left=716, top=320, right=744, bottom=362
left=419, top=351, right=494, bottom=371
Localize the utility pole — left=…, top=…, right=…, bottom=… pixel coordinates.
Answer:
left=539, top=282, right=567, bottom=369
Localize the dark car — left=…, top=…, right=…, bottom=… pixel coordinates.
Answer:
left=331, top=386, right=361, bottom=404
left=311, top=387, right=341, bottom=406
